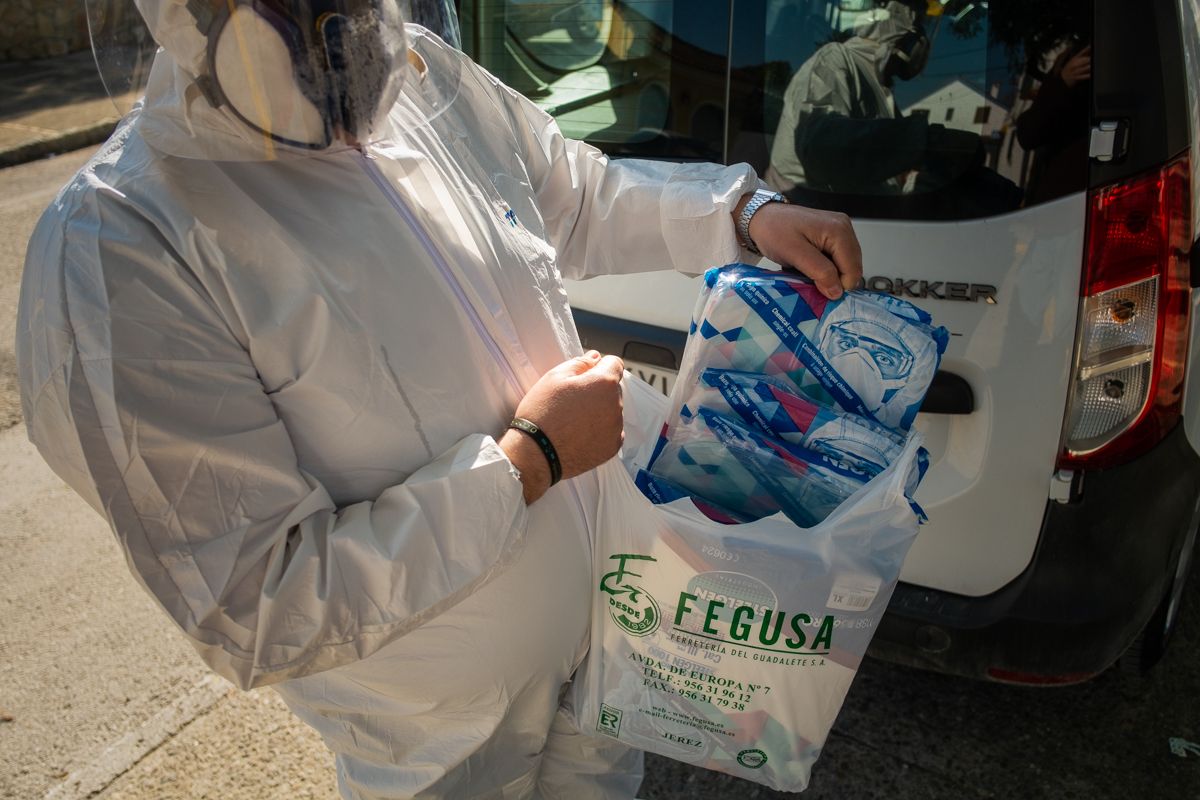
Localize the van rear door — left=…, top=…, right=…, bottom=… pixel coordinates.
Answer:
left=461, top=1, right=1104, bottom=596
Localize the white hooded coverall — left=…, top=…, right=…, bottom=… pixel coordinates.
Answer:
left=768, top=3, right=929, bottom=194
left=15, top=8, right=758, bottom=799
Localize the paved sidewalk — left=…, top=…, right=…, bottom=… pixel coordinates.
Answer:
left=0, top=49, right=128, bottom=169
left=0, top=420, right=339, bottom=800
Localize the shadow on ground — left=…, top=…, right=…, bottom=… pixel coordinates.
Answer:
left=0, top=51, right=110, bottom=124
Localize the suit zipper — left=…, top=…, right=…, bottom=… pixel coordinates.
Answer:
left=358, top=150, right=594, bottom=526
left=358, top=151, right=526, bottom=397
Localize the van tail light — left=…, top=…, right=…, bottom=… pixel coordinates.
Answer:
left=1057, top=155, right=1191, bottom=470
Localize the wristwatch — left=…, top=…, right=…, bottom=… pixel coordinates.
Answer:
left=736, top=189, right=787, bottom=256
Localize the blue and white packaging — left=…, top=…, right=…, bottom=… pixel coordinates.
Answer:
left=680, top=368, right=907, bottom=476
left=678, top=265, right=950, bottom=431
left=649, top=407, right=871, bottom=528
left=634, top=469, right=753, bottom=524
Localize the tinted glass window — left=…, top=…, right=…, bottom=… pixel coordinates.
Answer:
left=460, top=0, right=730, bottom=160
left=461, top=1, right=1092, bottom=220
left=733, top=0, right=1092, bottom=220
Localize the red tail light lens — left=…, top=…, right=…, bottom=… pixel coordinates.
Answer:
left=1058, top=155, right=1191, bottom=470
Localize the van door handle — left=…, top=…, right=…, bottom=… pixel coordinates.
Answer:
left=918, top=371, right=974, bottom=415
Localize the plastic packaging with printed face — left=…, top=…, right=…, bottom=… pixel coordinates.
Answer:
left=678, top=265, right=950, bottom=431
left=677, top=368, right=931, bottom=505
left=681, top=369, right=908, bottom=477
left=638, top=266, right=942, bottom=526
left=649, top=407, right=871, bottom=528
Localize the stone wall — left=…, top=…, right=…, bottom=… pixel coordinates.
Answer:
left=0, top=0, right=90, bottom=61
left=0, top=0, right=146, bottom=62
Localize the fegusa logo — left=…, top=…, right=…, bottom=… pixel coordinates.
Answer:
left=865, top=276, right=998, bottom=304
left=600, top=554, right=661, bottom=637
left=674, top=591, right=835, bottom=652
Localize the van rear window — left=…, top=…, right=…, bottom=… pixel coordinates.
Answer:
left=460, top=0, right=1092, bottom=221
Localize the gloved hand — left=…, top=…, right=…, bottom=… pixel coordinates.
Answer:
left=741, top=202, right=864, bottom=300
left=500, top=350, right=626, bottom=503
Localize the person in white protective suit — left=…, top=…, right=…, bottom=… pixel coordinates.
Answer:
left=15, top=2, right=863, bottom=797
left=767, top=0, right=975, bottom=196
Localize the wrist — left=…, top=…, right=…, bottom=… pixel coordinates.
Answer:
left=734, top=189, right=787, bottom=255
left=499, top=428, right=552, bottom=504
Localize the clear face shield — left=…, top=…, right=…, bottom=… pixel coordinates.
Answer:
left=402, top=0, right=461, bottom=49
left=84, top=0, right=158, bottom=115
left=88, top=0, right=461, bottom=155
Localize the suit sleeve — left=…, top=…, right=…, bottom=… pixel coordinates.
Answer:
left=16, top=196, right=529, bottom=690
left=497, top=82, right=761, bottom=280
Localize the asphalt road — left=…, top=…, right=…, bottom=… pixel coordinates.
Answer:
left=1, top=148, right=1197, bottom=800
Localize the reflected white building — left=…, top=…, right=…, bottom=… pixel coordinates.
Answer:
left=901, top=78, right=1009, bottom=134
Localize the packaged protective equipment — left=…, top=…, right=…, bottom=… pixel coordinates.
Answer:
left=635, top=469, right=752, bottom=525
left=17, top=7, right=762, bottom=796
left=571, top=377, right=925, bottom=792
left=680, top=368, right=907, bottom=477
left=650, top=407, right=871, bottom=528
left=677, top=265, right=949, bottom=431
left=575, top=268, right=938, bottom=790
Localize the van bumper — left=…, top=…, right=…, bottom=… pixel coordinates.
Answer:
left=868, top=423, right=1200, bottom=684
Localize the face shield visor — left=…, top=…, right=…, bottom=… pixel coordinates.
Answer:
left=85, top=0, right=159, bottom=115
left=89, top=1, right=460, bottom=155
left=402, top=0, right=461, bottom=49
left=854, top=0, right=929, bottom=84
left=886, top=24, right=930, bottom=82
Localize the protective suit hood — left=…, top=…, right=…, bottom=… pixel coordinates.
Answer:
left=132, top=0, right=208, bottom=76
left=125, top=0, right=459, bottom=160
left=846, top=1, right=927, bottom=83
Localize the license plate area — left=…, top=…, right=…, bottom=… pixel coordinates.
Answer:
left=626, top=360, right=676, bottom=397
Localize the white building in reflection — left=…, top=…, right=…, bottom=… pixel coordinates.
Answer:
left=902, top=77, right=1030, bottom=187
left=901, top=78, right=1010, bottom=134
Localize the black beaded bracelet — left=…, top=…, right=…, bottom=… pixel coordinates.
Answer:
left=508, top=417, right=562, bottom=486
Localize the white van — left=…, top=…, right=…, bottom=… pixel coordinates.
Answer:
left=459, top=0, right=1200, bottom=683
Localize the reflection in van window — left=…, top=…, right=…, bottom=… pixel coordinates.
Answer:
left=461, top=0, right=730, bottom=160
left=460, top=0, right=1093, bottom=221
left=747, top=0, right=1091, bottom=220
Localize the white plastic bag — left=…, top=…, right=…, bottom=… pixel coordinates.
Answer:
left=570, top=375, right=924, bottom=792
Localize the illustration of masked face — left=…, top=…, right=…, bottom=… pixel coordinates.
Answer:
left=805, top=417, right=896, bottom=475
left=820, top=319, right=914, bottom=413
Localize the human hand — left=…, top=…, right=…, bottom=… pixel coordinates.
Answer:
left=499, top=350, right=625, bottom=504
left=741, top=200, right=864, bottom=300
left=1060, top=45, right=1091, bottom=88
